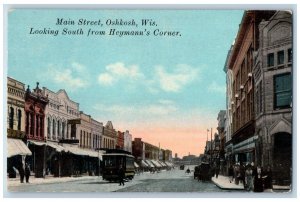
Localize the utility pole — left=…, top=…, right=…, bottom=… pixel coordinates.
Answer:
left=210, top=128, right=213, bottom=165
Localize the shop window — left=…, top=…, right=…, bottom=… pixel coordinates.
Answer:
left=267, top=53, right=274, bottom=67
left=277, top=50, right=284, bottom=65
left=274, top=73, right=292, bottom=109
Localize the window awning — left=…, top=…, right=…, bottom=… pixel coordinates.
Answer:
left=47, top=141, right=65, bottom=152
left=151, top=160, right=161, bottom=167
left=134, top=162, right=139, bottom=168
left=63, top=145, right=103, bottom=159
left=159, top=161, right=167, bottom=167
left=28, top=140, right=46, bottom=146
left=165, top=161, right=173, bottom=167
left=7, top=138, right=32, bottom=158
left=145, top=160, right=155, bottom=168
left=141, top=160, right=149, bottom=167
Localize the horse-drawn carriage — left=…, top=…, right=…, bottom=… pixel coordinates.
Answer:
left=194, top=162, right=211, bottom=181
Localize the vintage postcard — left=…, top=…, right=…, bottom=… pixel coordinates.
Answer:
left=4, top=7, right=293, bottom=195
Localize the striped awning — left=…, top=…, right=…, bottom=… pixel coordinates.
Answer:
left=7, top=138, right=32, bottom=158
left=145, top=160, right=155, bottom=168
left=151, top=160, right=162, bottom=167
left=134, top=162, right=139, bottom=168
left=141, top=160, right=149, bottom=167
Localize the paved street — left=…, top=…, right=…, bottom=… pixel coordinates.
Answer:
left=7, top=166, right=236, bottom=193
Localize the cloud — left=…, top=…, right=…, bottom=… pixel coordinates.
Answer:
left=155, top=64, right=199, bottom=92
left=93, top=100, right=177, bottom=117
left=98, top=62, right=144, bottom=85
left=208, top=81, right=226, bottom=93
left=46, top=62, right=89, bottom=89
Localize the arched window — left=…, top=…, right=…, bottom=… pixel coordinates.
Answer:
left=17, top=109, right=22, bottom=130
left=36, top=115, right=39, bottom=137
left=52, top=119, right=56, bottom=139
left=30, top=113, right=34, bottom=135
left=62, top=122, right=65, bottom=139
left=47, top=117, right=51, bottom=138
left=57, top=120, right=60, bottom=139
left=9, top=107, right=14, bottom=129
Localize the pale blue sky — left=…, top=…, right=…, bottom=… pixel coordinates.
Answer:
left=8, top=9, right=244, bottom=156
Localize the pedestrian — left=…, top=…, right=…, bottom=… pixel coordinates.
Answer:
left=234, top=163, right=240, bottom=185
left=239, top=162, right=245, bottom=186
left=245, top=164, right=253, bottom=191
left=19, top=162, right=25, bottom=183
left=215, top=164, right=220, bottom=179
left=263, top=165, right=273, bottom=190
left=118, top=166, right=125, bottom=186
left=228, top=164, right=234, bottom=183
left=25, top=163, right=31, bottom=183
left=253, top=165, right=263, bottom=192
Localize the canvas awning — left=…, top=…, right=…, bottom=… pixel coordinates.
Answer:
left=28, top=140, right=46, bottom=146
left=7, top=138, right=32, bottom=158
left=134, top=162, right=139, bottom=168
left=63, top=145, right=102, bottom=159
left=165, top=161, right=173, bottom=167
left=159, top=161, right=167, bottom=167
left=151, top=160, right=161, bottom=167
left=141, top=160, right=149, bottom=167
left=145, top=160, right=155, bottom=168
left=46, top=141, right=65, bottom=152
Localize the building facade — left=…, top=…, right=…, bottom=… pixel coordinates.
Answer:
left=116, top=131, right=124, bottom=150
left=42, top=88, right=80, bottom=141
left=144, top=142, right=159, bottom=160
left=78, top=112, right=102, bottom=150
left=223, top=46, right=234, bottom=171
left=253, top=11, right=292, bottom=185
left=7, top=77, right=26, bottom=136
left=7, top=77, right=32, bottom=178
left=228, top=11, right=275, bottom=165
left=123, top=130, right=132, bottom=153
left=102, top=121, right=117, bottom=149
left=25, top=82, right=49, bottom=177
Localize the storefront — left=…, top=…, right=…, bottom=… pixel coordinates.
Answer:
left=7, top=138, right=32, bottom=178
left=233, top=136, right=257, bottom=166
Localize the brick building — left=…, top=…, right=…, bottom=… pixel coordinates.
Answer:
left=228, top=10, right=275, bottom=165
left=253, top=11, right=292, bottom=185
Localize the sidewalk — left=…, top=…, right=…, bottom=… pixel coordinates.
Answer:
left=6, top=175, right=99, bottom=187
left=211, top=175, right=291, bottom=192
left=211, top=175, right=244, bottom=190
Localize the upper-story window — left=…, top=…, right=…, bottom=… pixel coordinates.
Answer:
left=9, top=107, right=14, bottom=129
left=274, top=73, right=292, bottom=110
left=277, top=50, right=284, bottom=65
left=288, top=48, right=292, bottom=62
left=17, top=109, right=22, bottom=130
left=267, top=53, right=274, bottom=67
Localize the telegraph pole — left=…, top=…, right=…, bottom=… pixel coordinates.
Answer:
left=210, top=128, right=213, bottom=165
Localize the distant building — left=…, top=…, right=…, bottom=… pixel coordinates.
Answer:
left=123, top=130, right=132, bottom=153
left=116, top=131, right=124, bottom=150
left=102, top=121, right=117, bottom=149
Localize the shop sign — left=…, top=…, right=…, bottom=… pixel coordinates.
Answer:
left=7, top=128, right=26, bottom=139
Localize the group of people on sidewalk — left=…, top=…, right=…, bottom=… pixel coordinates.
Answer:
left=228, top=162, right=273, bottom=192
